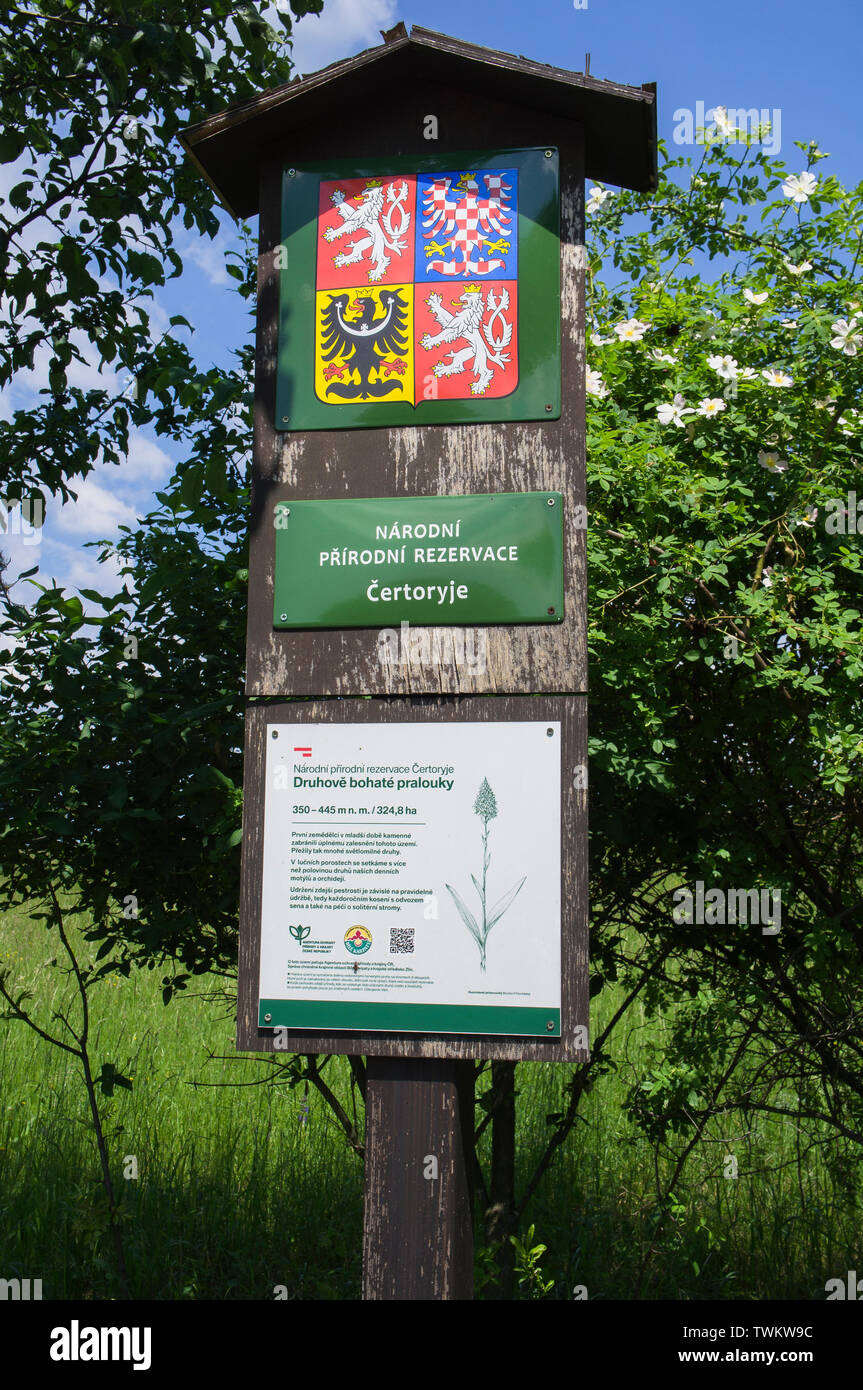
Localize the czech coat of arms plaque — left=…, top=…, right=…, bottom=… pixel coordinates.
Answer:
left=276, top=146, right=560, bottom=431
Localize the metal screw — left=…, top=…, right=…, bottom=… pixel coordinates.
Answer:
left=547, top=496, right=556, bottom=506
left=545, top=149, right=554, bottom=159
left=546, top=1020, right=555, bottom=1030
left=287, top=168, right=296, bottom=178
left=264, top=1013, right=272, bottom=1022
left=282, top=416, right=290, bottom=424
left=545, top=403, right=553, bottom=412
left=546, top=727, right=554, bottom=737
left=271, top=730, right=278, bottom=739
left=547, top=607, right=555, bottom=616
left=283, top=507, right=291, bottom=516
left=280, top=613, right=288, bottom=621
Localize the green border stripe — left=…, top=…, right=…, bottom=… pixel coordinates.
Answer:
left=258, top=1000, right=560, bottom=1037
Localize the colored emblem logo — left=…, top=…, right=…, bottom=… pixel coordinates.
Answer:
left=315, top=169, right=518, bottom=406
left=344, top=925, right=372, bottom=955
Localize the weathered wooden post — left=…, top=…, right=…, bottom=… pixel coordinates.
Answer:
left=180, top=24, right=656, bottom=1301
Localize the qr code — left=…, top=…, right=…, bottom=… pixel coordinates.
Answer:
left=389, top=928, right=415, bottom=954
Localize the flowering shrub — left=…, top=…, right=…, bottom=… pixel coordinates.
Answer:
left=585, top=137, right=863, bottom=1147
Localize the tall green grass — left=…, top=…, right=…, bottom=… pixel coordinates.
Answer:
left=0, top=907, right=363, bottom=1299
left=0, top=908, right=858, bottom=1298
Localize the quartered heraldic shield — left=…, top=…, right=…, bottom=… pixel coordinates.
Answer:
left=276, top=147, right=560, bottom=431
left=315, top=168, right=518, bottom=406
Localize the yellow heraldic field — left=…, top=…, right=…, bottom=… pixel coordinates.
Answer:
left=314, top=284, right=416, bottom=407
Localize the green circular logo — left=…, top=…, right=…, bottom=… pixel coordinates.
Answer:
left=344, top=925, right=372, bottom=955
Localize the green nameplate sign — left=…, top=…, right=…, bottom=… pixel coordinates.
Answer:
left=273, top=493, right=564, bottom=629
left=276, top=145, right=560, bottom=431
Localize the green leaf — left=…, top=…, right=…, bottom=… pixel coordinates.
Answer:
left=445, top=883, right=482, bottom=945
left=486, top=877, right=526, bottom=933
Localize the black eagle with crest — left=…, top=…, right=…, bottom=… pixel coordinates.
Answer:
left=319, top=289, right=410, bottom=399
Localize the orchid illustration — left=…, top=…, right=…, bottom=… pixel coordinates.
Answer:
left=446, top=778, right=526, bottom=972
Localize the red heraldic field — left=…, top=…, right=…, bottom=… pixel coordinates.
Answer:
left=314, top=169, right=519, bottom=408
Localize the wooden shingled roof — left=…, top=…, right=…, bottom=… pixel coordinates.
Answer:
left=179, top=25, right=657, bottom=219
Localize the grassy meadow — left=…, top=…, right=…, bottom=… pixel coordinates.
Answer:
left=0, top=904, right=857, bottom=1300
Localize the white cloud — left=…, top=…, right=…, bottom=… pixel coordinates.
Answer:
left=7, top=333, right=121, bottom=407
left=54, top=475, right=138, bottom=537
left=180, top=228, right=236, bottom=287
left=288, top=0, right=398, bottom=76
left=0, top=531, right=124, bottom=605
left=55, top=542, right=124, bottom=595
left=146, top=298, right=172, bottom=339
left=0, top=525, right=44, bottom=583
left=125, top=432, right=175, bottom=484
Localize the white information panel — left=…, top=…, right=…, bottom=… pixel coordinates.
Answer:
left=258, top=720, right=561, bottom=1036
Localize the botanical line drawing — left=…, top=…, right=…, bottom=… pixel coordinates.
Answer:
left=446, top=777, right=526, bottom=972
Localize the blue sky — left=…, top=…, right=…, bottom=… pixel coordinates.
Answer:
left=2, top=0, right=861, bottom=601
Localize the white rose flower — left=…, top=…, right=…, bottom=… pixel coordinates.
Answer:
left=830, top=317, right=862, bottom=357
left=586, top=369, right=610, bottom=398
left=698, top=398, right=727, bottom=418
left=743, top=289, right=769, bottom=305
left=706, top=354, right=738, bottom=380
left=657, top=395, right=694, bottom=427
left=614, top=317, right=649, bottom=343
left=782, top=171, right=818, bottom=203
left=758, top=450, right=788, bottom=473
left=783, top=259, right=812, bottom=276
left=649, top=348, right=676, bottom=364
left=586, top=186, right=612, bottom=214
left=762, top=368, right=794, bottom=387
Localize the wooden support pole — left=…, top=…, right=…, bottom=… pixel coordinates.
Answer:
left=362, top=1059, right=475, bottom=1300
left=486, top=1060, right=517, bottom=1298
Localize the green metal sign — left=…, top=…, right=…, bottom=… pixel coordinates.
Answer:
left=273, top=492, right=564, bottom=629
left=277, top=145, right=560, bottom=431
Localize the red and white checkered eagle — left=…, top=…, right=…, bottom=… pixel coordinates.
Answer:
left=421, top=171, right=513, bottom=277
